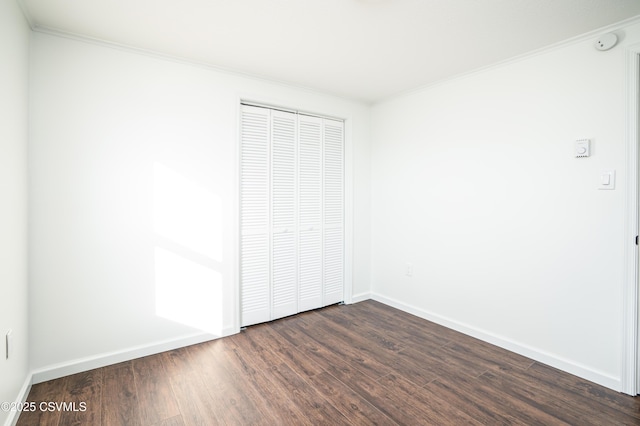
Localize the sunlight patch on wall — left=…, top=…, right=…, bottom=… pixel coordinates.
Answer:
left=153, top=162, right=222, bottom=262
left=154, top=247, right=222, bottom=335
left=153, top=162, right=223, bottom=335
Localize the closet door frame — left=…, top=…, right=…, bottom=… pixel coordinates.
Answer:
left=236, top=100, right=353, bottom=330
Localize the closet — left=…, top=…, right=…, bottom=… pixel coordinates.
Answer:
left=240, top=104, right=344, bottom=327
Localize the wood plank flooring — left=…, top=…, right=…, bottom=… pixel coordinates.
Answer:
left=17, top=300, right=640, bottom=425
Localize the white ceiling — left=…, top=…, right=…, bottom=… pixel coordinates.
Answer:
left=20, top=0, right=640, bottom=103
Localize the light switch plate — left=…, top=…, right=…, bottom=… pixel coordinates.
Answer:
left=599, top=170, right=615, bottom=190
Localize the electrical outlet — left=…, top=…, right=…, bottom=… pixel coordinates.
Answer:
left=405, top=263, right=413, bottom=277
left=6, top=330, right=13, bottom=360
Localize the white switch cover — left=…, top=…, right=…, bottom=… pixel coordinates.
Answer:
left=599, top=170, right=615, bottom=190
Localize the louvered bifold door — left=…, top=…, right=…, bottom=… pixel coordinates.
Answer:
left=323, top=119, right=344, bottom=306
left=241, top=105, right=344, bottom=327
left=270, top=110, right=298, bottom=320
left=240, top=105, right=271, bottom=327
left=297, top=115, right=323, bottom=312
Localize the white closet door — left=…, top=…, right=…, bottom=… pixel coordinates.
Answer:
left=323, top=118, right=344, bottom=305
left=270, top=110, right=298, bottom=319
left=240, top=105, right=344, bottom=327
left=297, top=115, right=323, bottom=312
left=240, top=105, right=271, bottom=326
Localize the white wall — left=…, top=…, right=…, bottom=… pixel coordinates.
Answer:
left=0, top=0, right=30, bottom=424
left=371, top=21, right=640, bottom=390
left=29, top=31, right=371, bottom=377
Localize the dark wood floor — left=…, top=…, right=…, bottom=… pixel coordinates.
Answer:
left=17, top=300, right=640, bottom=425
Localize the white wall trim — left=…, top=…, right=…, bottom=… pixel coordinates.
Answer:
left=233, top=96, right=243, bottom=334
left=343, top=114, right=354, bottom=305
left=30, top=14, right=640, bottom=109
left=622, top=42, right=640, bottom=395
left=385, top=15, right=640, bottom=104
left=371, top=293, right=621, bottom=392
left=350, top=292, right=371, bottom=304
left=3, top=375, right=32, bottom=426
left=31, top=328, right=234, bottom=385
left=30, top=25, right=365, bottom=105
left=14, top=0, right=34, bottom=29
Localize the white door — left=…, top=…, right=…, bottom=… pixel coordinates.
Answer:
left=240, top=105, right=344, bottom=327
left=270, top=110, right=298, bottom=320
left=298, top=114, right=323, bottom=311
left=323, top=118, right=345, bottom=305
left=239, top=105, right=271, bottom=326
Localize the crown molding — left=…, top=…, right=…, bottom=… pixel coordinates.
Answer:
left=18, top=4, right=640, bottom=105
left=30, top=24, right=368, bottom=106
left=383, top=14, right=640, bottom=104
left=15, top=0, right=34, bottom=29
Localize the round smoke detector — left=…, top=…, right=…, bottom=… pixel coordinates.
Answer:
left=595, top=33, right=618, bottom=51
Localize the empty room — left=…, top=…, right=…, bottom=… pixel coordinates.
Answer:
left=4, top=0, right=640, bottom=424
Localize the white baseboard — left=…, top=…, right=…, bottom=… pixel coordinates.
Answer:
left=4, top=375, right=32, bottom=426
left=371, top=292, right=621, bottom=392
left=6, top=328, right=235, bottom=425
left=350, top=292, right=371, bottom=304
left=31, top=326, right=236, bottom=385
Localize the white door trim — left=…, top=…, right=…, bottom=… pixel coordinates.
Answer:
left=622, top=43, right=640, bottom=395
